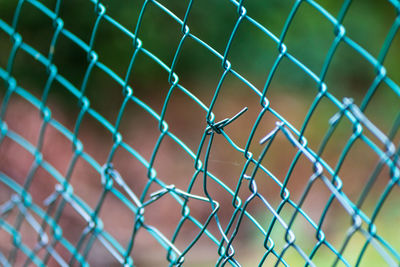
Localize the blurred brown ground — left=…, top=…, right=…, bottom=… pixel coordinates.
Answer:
left=1, top=84, right=398, bottom=266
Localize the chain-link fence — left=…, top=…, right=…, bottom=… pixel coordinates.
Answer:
left=1, top=0, right=400, bottom=266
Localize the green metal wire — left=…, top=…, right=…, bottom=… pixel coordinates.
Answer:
left=0, top=0, right=399, bottom=266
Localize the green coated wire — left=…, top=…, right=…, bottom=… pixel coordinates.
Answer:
left=0, top=0, right=399, bottom=266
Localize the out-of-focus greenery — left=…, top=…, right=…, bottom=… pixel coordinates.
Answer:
left=1, top=0, right=399, bottom=112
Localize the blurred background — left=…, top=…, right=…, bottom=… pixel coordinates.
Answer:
left=0, top=0, right=399, bottom=266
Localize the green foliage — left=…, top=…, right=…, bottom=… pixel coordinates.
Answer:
left=2, top=0, right=398, bottom=101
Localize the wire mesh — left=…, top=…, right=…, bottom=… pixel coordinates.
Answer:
left=0, top=0, right=400, bottom=266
